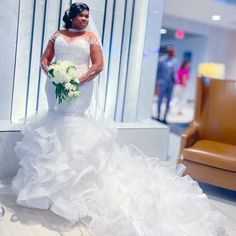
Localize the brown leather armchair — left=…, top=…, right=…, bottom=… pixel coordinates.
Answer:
left=179, top=75, right=236, bottom=191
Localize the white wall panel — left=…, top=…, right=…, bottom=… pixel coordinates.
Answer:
left=96, top=0, right=114, bottom=113
left=0, top=0, right=19, bottom=120
left=136, top=0, right=165, bottom=121
left=11, top=0, right=35, bottom=122
left=26, top=0, right=48, bottom=117
left=104, top=0, right=126, bottom=119
left=122, top=0, right=149, bottom=121
left=114, top=0, right=135, bottom=121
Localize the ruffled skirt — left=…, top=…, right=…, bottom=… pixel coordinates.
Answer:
left=12, top=111, right=226, bottom=236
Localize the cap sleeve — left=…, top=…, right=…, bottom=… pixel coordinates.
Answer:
left=87, top=32, right=101, bottom=46
left=49, top=31, right=60, bottom=43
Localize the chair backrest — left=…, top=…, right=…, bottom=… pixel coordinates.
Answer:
left=194, top=75, right=236, bottom=145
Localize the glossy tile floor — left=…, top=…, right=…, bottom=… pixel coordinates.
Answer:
left=0, top=178, right=90, bottom=236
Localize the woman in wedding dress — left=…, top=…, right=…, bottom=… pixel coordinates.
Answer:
left=12, top=2, right=227, bottom=236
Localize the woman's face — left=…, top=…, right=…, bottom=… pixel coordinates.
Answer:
left=71, top=10, right=89, bottom=30
left=185, top=61, right=190, bottom=68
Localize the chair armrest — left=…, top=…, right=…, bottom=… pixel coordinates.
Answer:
left=179, top=123, right=199, bottom=160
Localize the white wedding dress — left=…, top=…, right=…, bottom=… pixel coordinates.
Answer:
left=12, top=33, right=226, bottom=236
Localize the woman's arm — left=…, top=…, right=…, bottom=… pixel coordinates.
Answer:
left=79, top=43, right=103, bottom=84
left=40, top=39, right=55, bottom=75
left=182, top=74, right=187, bottom=86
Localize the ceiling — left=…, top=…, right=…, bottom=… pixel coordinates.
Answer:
left=164, top=0, right=236, bottom=31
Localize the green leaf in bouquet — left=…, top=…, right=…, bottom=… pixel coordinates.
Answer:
left=52, top=81, right=57, bottom=87
left=48, top=68, right=54, bottom=77
left=54, top=83, right=68, bottom=104
left=70, top=80, right=80, bottom=90
left=50, top=61, right=57, bottom=65
left=67, top=65, right=77, bottom=73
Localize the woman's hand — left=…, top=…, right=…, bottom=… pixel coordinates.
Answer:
left=41, top=60, right=49, bottom=74
left=78, top=75, right=87, bottom=85
left=41, top=39, right=55, bottom=76
left=78, top=70, right=98, bottom=85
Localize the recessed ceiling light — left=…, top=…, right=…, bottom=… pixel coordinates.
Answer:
left=211, top=15, right=221, bottom=21
left=160, top=28, right=167, bottom=34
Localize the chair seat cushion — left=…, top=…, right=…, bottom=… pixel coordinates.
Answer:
left=183, top=140, right=236, bottom=172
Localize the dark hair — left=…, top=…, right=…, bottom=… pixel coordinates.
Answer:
left=166, top=45, right=175, bottom=57
left=180, top=60, right=190, bottom=68
left=63, top=2, right=89, bottom=29
left=166, top=45, right=174, bottom=51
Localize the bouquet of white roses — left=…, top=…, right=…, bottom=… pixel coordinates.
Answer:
left=47, top=60, right=80, bottom=104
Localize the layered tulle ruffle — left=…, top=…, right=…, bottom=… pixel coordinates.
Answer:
left=12, top=112, right=226, bottom=236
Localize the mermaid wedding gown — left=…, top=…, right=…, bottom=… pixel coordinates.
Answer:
left=12, top=33, right=226, bottom=236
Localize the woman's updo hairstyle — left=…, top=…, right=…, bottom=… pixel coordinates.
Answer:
left=63, top=2, right=89, bottom=29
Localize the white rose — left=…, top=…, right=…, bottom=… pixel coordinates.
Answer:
left=53, top=70, right=67, bottom=84
left=67, top=68, right=78, bottom=80
left=64, top=82, right=76, bottom=91
left=68, top=91, right=74, bottom=98
left=64, top=74, right=72, bottom=83
left=71, top=85, right=77, bottom=91
left=64, top=82, right=73, bottom=90
left=63, top=61, right=71, bottom=67
left=54, top=69, right=69, bottom=83
left=62, top=65, right=68, bottom=73
left=73, top=91, right=80, bottom=96
left=49, top=61, right=80, bottom=85
left=73, top=78, right=80, bottom=84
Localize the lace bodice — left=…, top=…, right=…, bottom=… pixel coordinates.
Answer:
left=54, top=34, right=91, bottom=68
left=45, top=31, right=99, bottom=115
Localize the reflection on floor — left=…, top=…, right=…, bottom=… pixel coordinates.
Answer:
left=200, top=184, right=236, bottom=236
left=168, top=122, right=190, bottom=136
left=152, top=95, right=194, bottom=124
left=0, top=178, right=90, bottom=236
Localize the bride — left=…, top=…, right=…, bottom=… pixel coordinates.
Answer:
left=12, top=2, right=226, bottom=236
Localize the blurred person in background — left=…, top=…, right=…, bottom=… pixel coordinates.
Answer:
left=156, top=45, right=177, bottom=124
left=174, top=59, right=190, bottom=115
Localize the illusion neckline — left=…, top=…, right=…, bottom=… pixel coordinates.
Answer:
left=57, top=33, right=88, bottom=44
